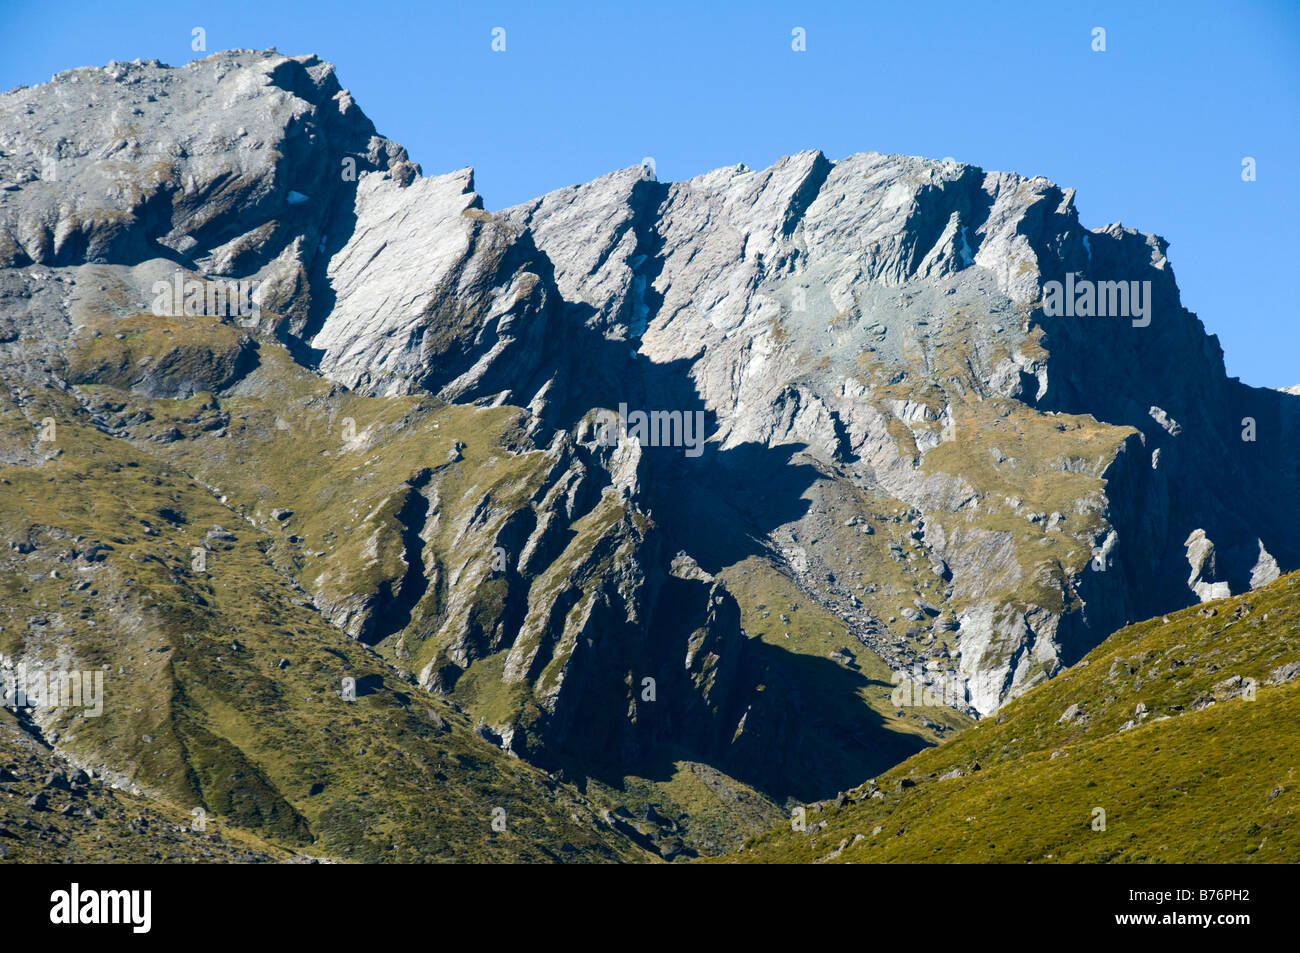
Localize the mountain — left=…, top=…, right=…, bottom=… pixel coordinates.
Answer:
left=0, top=48, right=1296, bottom=861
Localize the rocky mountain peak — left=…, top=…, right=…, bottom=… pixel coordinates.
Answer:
left=1, top=51, right=1297, bottom=858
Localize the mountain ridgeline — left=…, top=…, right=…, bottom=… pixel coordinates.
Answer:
left=0, top=49, right=1295, bottom=861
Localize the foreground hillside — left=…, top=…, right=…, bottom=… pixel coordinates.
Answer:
left=731, top=570, right=1300, bottom=863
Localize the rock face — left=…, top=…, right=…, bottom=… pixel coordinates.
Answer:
left=2, top=49, right=1298, bottom=841
left=310, top=168, right=557, bottom=404
left=495, top=150, right=1300, bottom=714
left=0, top=51, right=414, bottom=304
left=1185, top=529, right=1232, bottom=603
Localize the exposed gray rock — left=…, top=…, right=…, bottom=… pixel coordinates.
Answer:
left=310, top=168, right=556, bottom=405
left=1250, top=539, right=1280, bottom=590
left=1267, top=662, right=1300, bottom=685
left=1185, top=529, right=1231, bottom=602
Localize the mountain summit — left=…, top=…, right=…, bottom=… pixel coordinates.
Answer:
left=1, top=50, right=1296, bottom=859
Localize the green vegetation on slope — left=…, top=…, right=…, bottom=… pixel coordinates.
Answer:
left=0, top=370, right=648, bottom=862
left=731, top=571, right=1300, bottom=863
left=0, top=707, right=297, bottom=863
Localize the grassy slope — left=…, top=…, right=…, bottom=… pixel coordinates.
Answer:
left=731, top=570, right=1300, bottom=863
left=0, top=707, right=297, bottom=863
left=721, top=557, right=971, bottom=761
left=0, top=370, right=648, bottom=862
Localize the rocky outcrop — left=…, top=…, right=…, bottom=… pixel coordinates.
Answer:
left=1185, top=529, right=1232, bottom=602
left=310, top=169, right=559, bottom=405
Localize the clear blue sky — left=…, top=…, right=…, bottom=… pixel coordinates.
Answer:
left=3, top=0, right=1298, bottom=387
